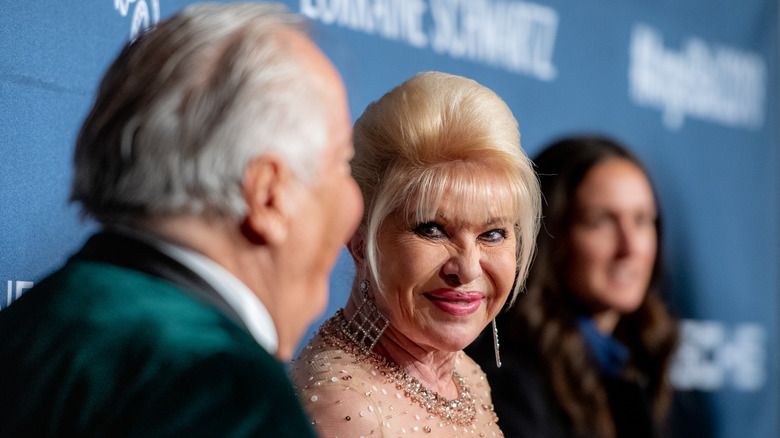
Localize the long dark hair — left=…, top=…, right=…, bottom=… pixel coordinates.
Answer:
left=505, top=135, right=678, bottom=438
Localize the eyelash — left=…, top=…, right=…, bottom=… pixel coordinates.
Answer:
left=480, top=229, right=507, bottom=243
left=412, top=222, right=508, bottom=243
left=413, top=222, right=446, bottom=239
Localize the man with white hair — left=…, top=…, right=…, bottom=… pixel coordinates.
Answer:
left=0, top=3, right=362, bottom=436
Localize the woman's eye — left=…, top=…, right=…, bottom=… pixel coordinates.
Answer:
left=413, top=222, right=446, bottom=239
left=480, top=229, right=507, bottom=243
left=580, top=214, right=610, bottom=228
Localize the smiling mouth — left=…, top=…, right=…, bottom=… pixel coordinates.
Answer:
left=424, top=292, right=483, bottom=316
left=428, top=296, right=474, bottom=305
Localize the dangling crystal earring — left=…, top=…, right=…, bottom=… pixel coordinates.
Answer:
left=343, top=279, right=389, bottom=355
left=492, top=318, right=502, bottom=368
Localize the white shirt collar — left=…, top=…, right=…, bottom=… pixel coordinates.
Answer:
left=108, top=227, right=279, bottom=354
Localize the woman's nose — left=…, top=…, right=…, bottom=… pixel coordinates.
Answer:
left=441, top=242, right=482, bottom=285
left=616, top=220, right=643, bottom=257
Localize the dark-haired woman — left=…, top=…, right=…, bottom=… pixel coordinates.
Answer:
left=468, top=135, right=678, bottom=438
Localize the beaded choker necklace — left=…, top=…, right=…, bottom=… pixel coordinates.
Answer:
left=320, top=310, right=478, bottom=427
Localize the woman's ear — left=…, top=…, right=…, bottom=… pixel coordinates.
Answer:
left=241, top=155, right=292, bottom=246
left=347, top=224, right=367, bottom=266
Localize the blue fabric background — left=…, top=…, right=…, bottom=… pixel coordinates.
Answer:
left=1, top=1, right=777, bottom=436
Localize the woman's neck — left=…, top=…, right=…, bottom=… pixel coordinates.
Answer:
left=374, top=326, right=460, bottom=399
left=591, top=308, right=621, bottom=334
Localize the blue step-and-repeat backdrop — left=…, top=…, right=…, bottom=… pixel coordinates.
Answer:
left=1, top=1, right=778, bottom=437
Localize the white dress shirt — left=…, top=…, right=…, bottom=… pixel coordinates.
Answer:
left=111, top=227, right=279, bottom=354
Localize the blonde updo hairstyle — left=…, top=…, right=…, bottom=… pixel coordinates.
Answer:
left=352, top=71, right=540, bottom=304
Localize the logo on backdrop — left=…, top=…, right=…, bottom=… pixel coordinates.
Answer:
left=670, top=319, right=767, bottom=392
left=3, top=281, right=34, bottom=309
left=629, top=24, right=767, bottom=131
left=300, top=0, right=558, bottom=81
left=114, top=0, right=161, bottom=40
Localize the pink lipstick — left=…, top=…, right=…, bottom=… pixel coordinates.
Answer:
left=424, top=289, right=484, bottom=316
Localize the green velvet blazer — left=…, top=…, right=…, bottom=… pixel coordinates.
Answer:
left=0, top=232, right=316, bottom=437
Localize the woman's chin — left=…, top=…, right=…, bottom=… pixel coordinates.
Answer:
left=424, top=323, right=485, bottom=352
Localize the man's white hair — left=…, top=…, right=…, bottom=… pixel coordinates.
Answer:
left=71, top=2, right=328, bottom=224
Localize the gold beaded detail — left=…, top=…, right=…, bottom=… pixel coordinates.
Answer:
left=319, top=310, right=478, bottom=427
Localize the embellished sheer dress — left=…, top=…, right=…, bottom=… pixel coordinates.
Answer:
left=290, top=311, right=504, bottom=437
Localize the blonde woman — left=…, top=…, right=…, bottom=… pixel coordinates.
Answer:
left=290, top=71, right=541, bottom=437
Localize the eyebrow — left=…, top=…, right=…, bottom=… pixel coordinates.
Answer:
left=483, top=217, right=514, bottom=226
left=432, top=212, right=513, bottom=227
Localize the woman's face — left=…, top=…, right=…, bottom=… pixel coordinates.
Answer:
left=372, top=189, right=518, bottom=353
left=564, top=158, right=657, bottom=328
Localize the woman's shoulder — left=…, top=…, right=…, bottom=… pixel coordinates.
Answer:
left=289, top=316, right=399, bottom=437
left=290, top=313, right=384, bottom=383
left=455, top=350, right=494, bottom=400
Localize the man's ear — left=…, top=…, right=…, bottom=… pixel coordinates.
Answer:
left=241, top=155, right=291, bottom=246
